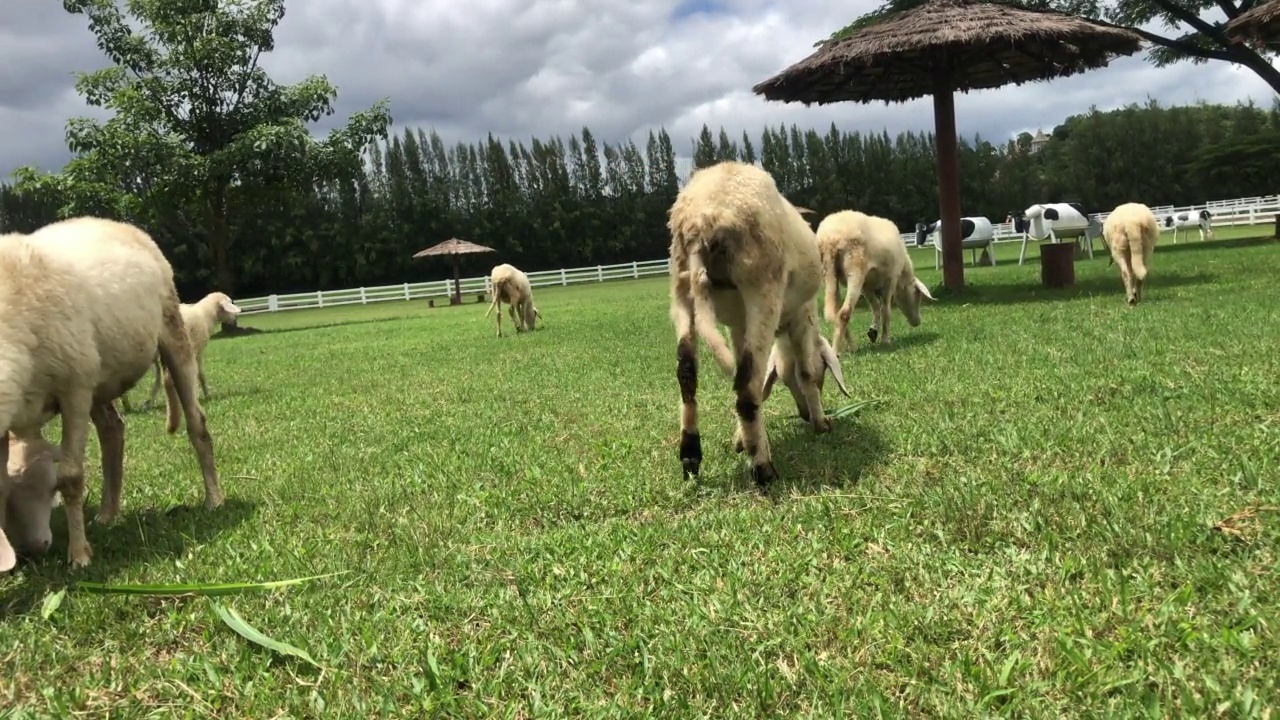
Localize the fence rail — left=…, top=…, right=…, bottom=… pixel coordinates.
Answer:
left=235, top=194, right=1279, bottom=316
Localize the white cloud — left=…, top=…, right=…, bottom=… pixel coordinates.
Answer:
left=1, top=0, right=1275, bottom=178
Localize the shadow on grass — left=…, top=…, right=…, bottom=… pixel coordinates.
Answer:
left=1153, top=235, right=1276, bottom=255
left=853, top=330, right=941, bottom=355
left=935, top=270, right=1216, bottom=307
left=120, top=387, right=261, bottom=416
left=0, top=497, right=256, bottom=617
left=693, top=408, right=890, bottom=499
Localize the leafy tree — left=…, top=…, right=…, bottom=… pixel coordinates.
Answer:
left=14, top=0, right=391, bottom=296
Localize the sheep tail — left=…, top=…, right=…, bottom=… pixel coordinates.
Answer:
left=485, top=280, right=505, bottom=317
left=822, top=249, right=841, bottom=322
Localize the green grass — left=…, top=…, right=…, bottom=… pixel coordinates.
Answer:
left=2, top=227, right=1278, bottom=717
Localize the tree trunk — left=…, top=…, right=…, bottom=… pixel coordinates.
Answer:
left=206, top=186, right=238, bottom=329
left=1227, top=44, right=1280, bottom=95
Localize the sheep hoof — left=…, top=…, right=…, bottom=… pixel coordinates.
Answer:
left=866, top=327, right=879, bottom=344
left=95, top=508, right=118, bottom=525
left=69, top=543, right=93, bottom=569
left=751, top=461, right=778, bottom=487
left=679, top=431, right=702, bottom=479
left=813, top=416, right=833, bottom=434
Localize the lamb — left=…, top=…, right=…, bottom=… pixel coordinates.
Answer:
left=123, top=291, right=242, bottom=412
left=667, top=160, right=850, bottom=487
left=484, top=263, right=541, bottom=337
left=0, top=216, right=223, bottom=569
left=818, top=210, right=935, bottom=353
left=1101, top=202, right=1159, bottom=305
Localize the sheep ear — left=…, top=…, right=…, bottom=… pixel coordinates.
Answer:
left=914, top=278, right=935, bottom=301
left=817, top=336, right=851, bottom=397
left=0, top=527, right=15, bottom=573
left=762, top=344, right=781, bottom=403
left=219, top=298, right=242, bottom=316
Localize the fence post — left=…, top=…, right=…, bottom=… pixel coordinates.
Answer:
left=268, top=294, right=278, bottom=312
left=632, top=261, right=638, bottom=278
left=597, top=265, right=603, bottom=282
left=403, top=283, right=410, bottom=301
left=561, top=269, right=567, bottom=286
left=317, top=291, right=324, bottom=308
left=360, top=287, right=367, bottom=304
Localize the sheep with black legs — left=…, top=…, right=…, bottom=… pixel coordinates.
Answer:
left=1013, top=202, right=1102, bottom=264
left=1163, top=209, right=1214, bottom=243
left=915, top=215, right=996, bottom=268
left=0, top=216, right=223, bottom=569
left=668, top=160, right=850, bottom=487
left=820, top=210, right=935, bottom=353
left=485, top=263, right=541, bottom=337
left=1102, top=201, right=1159, bottom=305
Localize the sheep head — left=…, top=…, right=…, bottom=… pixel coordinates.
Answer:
left=763, top=334, right=850, bottom=403
left=2, top=434, right=61, bottom=560
left=895, top=276, right=936, bottom=327
left=210, top=292, right=242, bottom=324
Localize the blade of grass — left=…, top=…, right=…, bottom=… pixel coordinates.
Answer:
left=209, top=599, right=323, bottom=669
left=72, top=570, right=349, bottom=596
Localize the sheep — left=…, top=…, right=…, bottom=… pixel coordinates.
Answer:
left=1101, top=202, right=1159, bottom=305
left=484, top=263, right=541, bottom=337
left=0, top=216, right=223, bottom=569
left=915, top=216, right=997, bottom=268
left=122, top=291, right=242, bottom=412
left=1013, top=202, right=1102, bottom=264
left=1162, top=209, right=1214, bottom=243
left=667, top=160, right=850, bottom=487
left=819, top=210, right=936, bottom=353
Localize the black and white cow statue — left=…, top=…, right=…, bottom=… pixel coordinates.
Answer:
left=1012, top=202, right=1103, bottom=265
left=1162, top=209, right=1214, bottom=243
left=915, top=216, right=996, bottom=268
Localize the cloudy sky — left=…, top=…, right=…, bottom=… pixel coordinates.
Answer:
left=1, top=0, right=1276, bottom=180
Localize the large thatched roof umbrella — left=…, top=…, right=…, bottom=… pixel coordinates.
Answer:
left=752, top=0, right=1143, bottom=292
left=1225, top=0, right=1280, bottom=49
left=413, top=237, right=496, bottom=305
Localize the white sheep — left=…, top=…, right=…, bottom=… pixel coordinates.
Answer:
left=0, top=216, right=223, bottom=569
left=123, top=291, right=242, bottom=412
left=484, top=263, right=541, bottom=337
left=667, top=160, right=850, bottom=487
left=1102, top=202, right=1159, bottom=305
left=1013, top=202, right=1102, bottom=264
left=819, top=210, right=935, bottom=353
left=1162, top=209, right=1214, bottom=243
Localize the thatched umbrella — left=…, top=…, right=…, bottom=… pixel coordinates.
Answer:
left=752, top=0, right=1143, bottom=291
left=412, top=237, right=497, bottom=305
left=1225, top=0, right=1280, bottom=48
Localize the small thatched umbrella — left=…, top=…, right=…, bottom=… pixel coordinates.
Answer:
left=1225, top=0, right=1280, bottom=48
left=412, top=237, right=497, bottom=305
left=752, top=0, right=1143, bottom=291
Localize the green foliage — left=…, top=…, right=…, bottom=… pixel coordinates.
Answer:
left=10, top=0, right=391, bottom=292
left=822, top=0, right=1280, bottom=93
left=2, top=225, right=1278, bottom=714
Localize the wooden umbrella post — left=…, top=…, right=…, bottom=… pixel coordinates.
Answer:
left=452, top=255, right=463, bottom=305
left=933, top=73, right=965, bottom=292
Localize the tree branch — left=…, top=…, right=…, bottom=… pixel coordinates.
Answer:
left=1128, top=25, right=1236, bottom=61
left=1144, top=0, right=1227, bottom=40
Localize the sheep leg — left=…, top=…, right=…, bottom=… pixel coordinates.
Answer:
left=90, top=401, right=125, bottom=525
left=494, top=297, right=504, bottom=337
left=143, top=356, right=163, bottom=410
left=158, top=338, right=224, bottom=511
left=196, top=357, right=210, bottom=400
left=836, top=267, right=867, bottom=352
left=54, top=390, right=94, bottom=568
left=734, top=298, right=782, bottom=486
left=1116, top=252, right=1136, bottom=304
left=673, top=301, right=702, bottom=480
left=876, top=277, right=898, bottom=345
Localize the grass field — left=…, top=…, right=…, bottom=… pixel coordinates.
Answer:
left=2, top=227, right=1278, bottom=716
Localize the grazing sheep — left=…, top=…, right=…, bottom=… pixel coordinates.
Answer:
left=485, top=263, right=541, bottom=337
left=1013, top=202, right=1102, bottom=264
left=819, top=210, right=936, bottom=353
left=124, top=291, right=242, bottom=412
left=0, top=216, right=223, bottom=568
left=668, top=160, right=850, bottom=487
left=1102, top=202, right=1159, bottom=305
left=1163, top=209, right=1214, bottom=243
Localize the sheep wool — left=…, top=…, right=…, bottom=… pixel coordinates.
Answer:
left=1102, top=202, right=1159, bottom=305
left=817, top=209, right=935, bottom=352
left=0, top=216, right=224, bottom=569
left=667, top=160, right=849, bottom=488
left=485, top=263, right=541, bottom=337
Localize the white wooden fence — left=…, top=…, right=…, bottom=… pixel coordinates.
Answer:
left=234, top=194, right=1279, bottom=316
